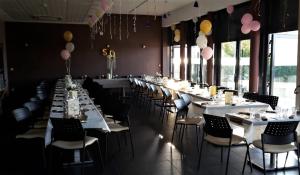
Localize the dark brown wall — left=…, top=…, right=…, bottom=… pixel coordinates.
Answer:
left=5, top=15, right=162, bottom=88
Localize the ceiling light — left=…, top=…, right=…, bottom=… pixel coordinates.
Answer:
left=194, top=1, right=199, bottom=8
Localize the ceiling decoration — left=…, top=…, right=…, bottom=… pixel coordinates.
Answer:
left=0, top=0, right=195, bottom=24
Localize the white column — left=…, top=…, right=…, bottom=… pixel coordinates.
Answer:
left=296, top=1, right=300, bottom=108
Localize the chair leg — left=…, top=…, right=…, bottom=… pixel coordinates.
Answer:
left=195, top=126, right=199, bottom=152
left=297, top=147, right=300, bottom=175
left=96, top=140, right=104, bottom=169
left=171, top=123, right=177, bottom=144
left=180, top=125, right=185, bottom=145
left=225, top=145, right=231, bottom=175
left=197, top=132, right=205, bottom=170
left=242, top=143, right=252, bottom=174
left=128, top=130, right=135, bottom=159
left=262, top=151, right=266, bottom=175
left=221, top=147, right=223, bottom=162
left=284, top=152, right=289, bottom=168
left=41, top=140, right=47, bottom=169
left=275, top=153, right=278, bottom=171
left=82, top=148, right=86, bottom=175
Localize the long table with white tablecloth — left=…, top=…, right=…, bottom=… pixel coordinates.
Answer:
left=45, top=79, right=110, bottom=146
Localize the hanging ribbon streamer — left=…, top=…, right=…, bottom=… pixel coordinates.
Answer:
left=109, top=12, right=112, bottom=39
left=114, top=15, right=116, bottom=36
left=154, top=0, right=157, bottom=20
left=133, top=9, right=137, bottom=33
left=119, top=0, right=122, bottom=40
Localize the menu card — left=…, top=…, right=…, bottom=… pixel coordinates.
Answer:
left=67, top=98, right=80, bottom=117
left=225, top=92, right=233, bottom=105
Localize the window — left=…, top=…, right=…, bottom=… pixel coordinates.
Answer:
left=221, top=41, right=236, bottom=90
left=267, top=31, right=298, bottom=108
left=220, top=40, right=250, bottom=91
left=170, top=45, right=180, bottom=80
left=191, top=46, right=207, bottom=84
left=239, top=40, right=250, bottom=92
left=170, top=45, right=187, bottom=80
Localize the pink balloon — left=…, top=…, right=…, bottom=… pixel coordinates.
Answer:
left=60, top=49, right=70, bottom=61
left=226, top=5, right=234, bottom=14
left=201, top=47, right=213, bottom=60
left=250, top=20, right=261, bottom=31
left=241, top=24, right=251, bottom=34
left=241, top=13, right=253, bottom=25
left=101, top=0, right=109, bottom=11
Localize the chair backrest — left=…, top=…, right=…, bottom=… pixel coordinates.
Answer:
left=216, top=86, right=229, bottom=91
left=150, top=84, right=158, bottom=94
left=257, top=95, right=279, bottom=110
left=112, top=103, right=131, bottom=123
left=50, top=118, right=84, bottom=142
left=262, top=121, right=299, bottom=145
left=23, top=101, right=40, bottom=113
left=161, top=87, right=172, bottom=99
left=180, top=94, right=192, bottom=106
left=203, top=114, right=232, bottom=138
left=12, top=108, right=31, bottom=122
left=243, top=92, right=258, bottom=101
left=223, top=89, right=238, bottom=96
left=174, top=99, right=188, bottom=118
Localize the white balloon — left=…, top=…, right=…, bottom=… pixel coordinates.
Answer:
left=66, top=42, right=75, bottom=53
left=196, top=33, right=207, bottom=49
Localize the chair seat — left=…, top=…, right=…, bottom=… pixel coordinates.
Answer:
left=104, top=117, right=121, bottom=124
left=252, top=140, right=297, bottom=153
left=33, top=120, right=48, bottom=129
left=176, top=117, right=202, bottom=125
left=51, top=136, right=98, bottom=150
left=205, top=134, right=245, bottom=146
left=16, top=129, right=45, bottom=139
left=108, top=123, right=129, bottom=132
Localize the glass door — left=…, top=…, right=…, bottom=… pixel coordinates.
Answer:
left=268, top=31, right=298, bottom=108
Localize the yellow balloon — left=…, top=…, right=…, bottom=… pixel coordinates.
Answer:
left=64, top=31, right=73, bottom=42
left=200, top=20, right=212, bottom=35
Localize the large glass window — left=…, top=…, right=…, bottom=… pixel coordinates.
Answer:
left=239, top=40, right=250, bottom=92
left=268, top=31, right=298, bottom=108
left=220, top=40, right=250, bottom=91
left=191, top=46, right=208, bottom=84
left=170, top=45, right=187, bottom=80
left=170, top=45, right=180, bottom=80
left=221, top=41, right=236, bottom=90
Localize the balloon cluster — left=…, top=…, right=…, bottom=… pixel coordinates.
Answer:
left=241, top=13, right=261, bottom=34
left=60, top=31, right=75, bottom=61
left=196, top=19, right=213, bottom=60
left=171, top=25, right=180, bottom=42
left=87, top=0, right=113, bottom=27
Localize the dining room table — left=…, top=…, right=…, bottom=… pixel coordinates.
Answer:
left=44, top=79, right=110, bottom=163
left=226, top=110, right=300, bottom=171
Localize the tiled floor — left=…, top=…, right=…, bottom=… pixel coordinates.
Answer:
left=1, top=101, right=299, bottom=175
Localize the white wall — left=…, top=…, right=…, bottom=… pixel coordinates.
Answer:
left=162, top=0, right=248, bottom=27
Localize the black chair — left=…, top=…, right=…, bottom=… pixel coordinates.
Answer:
left=106, top=103, right=135, bottom=158
left=157, top=87, right=176, bottom=122
left=50, top=118, right=103, bottom=174
left=257, top=94, right=279, bottom=110
left=13, top=108, right=46, bottom=168
left=250, top=121, right=299, bottom=175
left=171, top=99, right=202, bottom=150
left=223, top=89, right=238, bottom=96
left=217, top=86, right=229, bottom=91
left=198, top=114, right=252, bottom=175
left=243, top=92, right=258, bottom=101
